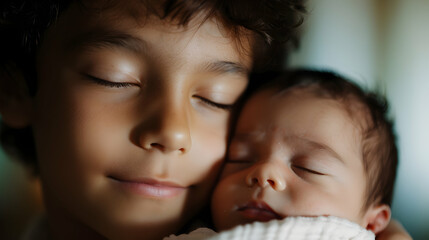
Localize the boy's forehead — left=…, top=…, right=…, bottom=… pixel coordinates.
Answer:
left=64, top=1, right=187, bottom=31
left=43, top=1, right=252, bottom=66
left=64, top=0, right=246, bottom=39
left=37, top=1, right=253, bottom=75
left=79, top=0, right=161, bottom=17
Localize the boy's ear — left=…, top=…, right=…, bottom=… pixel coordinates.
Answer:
left=0, top=64, right=33, bottom=128
left=364, top=203, right=391, bottom=235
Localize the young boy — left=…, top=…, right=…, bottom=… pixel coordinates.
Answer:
left=166, top=69, right=399, bottom=239
left=0, top=0, right=305, bottom=239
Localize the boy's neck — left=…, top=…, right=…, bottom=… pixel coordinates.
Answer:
left=44, top=200, right=180, bottom=240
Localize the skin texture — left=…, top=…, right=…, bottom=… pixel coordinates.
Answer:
left=211, top=88, right=390, bottom=234
left=0, top=2, right=411, bottom=239
left=1, top=1, right=251, bottom=239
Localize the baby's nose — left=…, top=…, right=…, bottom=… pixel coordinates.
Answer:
left=245, top=162, right=286, bottom=191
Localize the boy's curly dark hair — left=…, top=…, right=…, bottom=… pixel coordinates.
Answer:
left=251, top=69, right=398, bottom=210
left=0, top=0, right=306, bottom=172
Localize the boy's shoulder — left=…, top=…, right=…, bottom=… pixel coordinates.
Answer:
left=20, top=215, right=48, bottom=240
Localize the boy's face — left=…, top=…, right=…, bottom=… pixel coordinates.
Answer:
left=212, top=88, right=370, bottom=231
left=28, top=1, right=250, bottom=239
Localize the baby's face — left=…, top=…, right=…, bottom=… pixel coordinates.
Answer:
left=212, top=88, right=369, bottom=230
left=28, top=1, right=250, bottom=239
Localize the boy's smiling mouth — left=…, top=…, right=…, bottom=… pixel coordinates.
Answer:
left=237, top=200, right=283, bottom=222
left=108, top=176, right=188, bottom=198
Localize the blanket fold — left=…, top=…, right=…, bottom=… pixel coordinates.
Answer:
left=164, top=216, right=375, bottom=240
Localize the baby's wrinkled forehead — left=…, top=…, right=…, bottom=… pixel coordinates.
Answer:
left=273, top=86, right=373, bottom=135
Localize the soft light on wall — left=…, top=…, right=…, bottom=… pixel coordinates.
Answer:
left=288, top=0, right=429, bottom=239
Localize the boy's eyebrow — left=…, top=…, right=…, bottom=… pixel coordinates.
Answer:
left=67, top=30, right=249, bottom=75
left=67, top=30, right=147, bottom=54
left=202, top=61, right=249, bottom=75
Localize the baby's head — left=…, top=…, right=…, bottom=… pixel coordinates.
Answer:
left=212, top=69, right=398, bottom=234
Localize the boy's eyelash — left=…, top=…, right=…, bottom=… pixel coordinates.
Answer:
left=85, top=75, right=232, bottom=110
left=193, top=95, right=234, bottom=110
left=293, top=165, right=325, bottom=175
left=85, top=74, right=137, bottom=88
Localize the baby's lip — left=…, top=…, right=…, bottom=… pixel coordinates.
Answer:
left=237, top=200, right=283, bottom=222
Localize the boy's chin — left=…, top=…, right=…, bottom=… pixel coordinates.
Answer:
left=57, top=191, right=192, bottom=239
left=84, top=207, right=188, bottom=239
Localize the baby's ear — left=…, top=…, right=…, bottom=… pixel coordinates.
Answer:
left=364, top=203, right=391, bottom=234
left=0, top=63, right=33, bottom=128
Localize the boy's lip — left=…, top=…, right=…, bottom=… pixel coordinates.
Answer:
left=237, top=200, right=283, bottom=222
left=108, top=176, right=187, bottom=198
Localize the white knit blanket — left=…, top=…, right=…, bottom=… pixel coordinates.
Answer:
left=164, top=216, right=375, bottom=240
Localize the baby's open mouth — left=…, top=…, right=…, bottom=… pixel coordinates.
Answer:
left=237, top=200, right=283, bottom=222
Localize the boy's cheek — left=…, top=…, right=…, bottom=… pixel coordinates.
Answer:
left=187, top=130, right=227, bottom=182
left=211, top=172, right=249, bottom=230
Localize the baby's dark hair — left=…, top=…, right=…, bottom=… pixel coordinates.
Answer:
left=250, top=69, right=398, bottom=209
left=0, top=0, right=306, bottom=172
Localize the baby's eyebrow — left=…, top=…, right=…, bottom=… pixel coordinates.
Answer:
left=296, top=136, right=345, bottom=164
left=67, top=30, right=147, bottom=54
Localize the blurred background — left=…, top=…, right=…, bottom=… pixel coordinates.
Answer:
left=288, top=0, right=429, bottom=239
left=1, top=0, right=428, bottom=239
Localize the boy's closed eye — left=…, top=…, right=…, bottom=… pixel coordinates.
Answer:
left=84, top=73, right=234, bottom=110
left=193, top=95, right=234, bottom=111
left=84, top=73, right=140, bottom=88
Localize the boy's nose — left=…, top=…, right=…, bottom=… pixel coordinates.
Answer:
left=138, top=103, right=191, bottom=154
left=245, top=162, right=286, bottom=191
